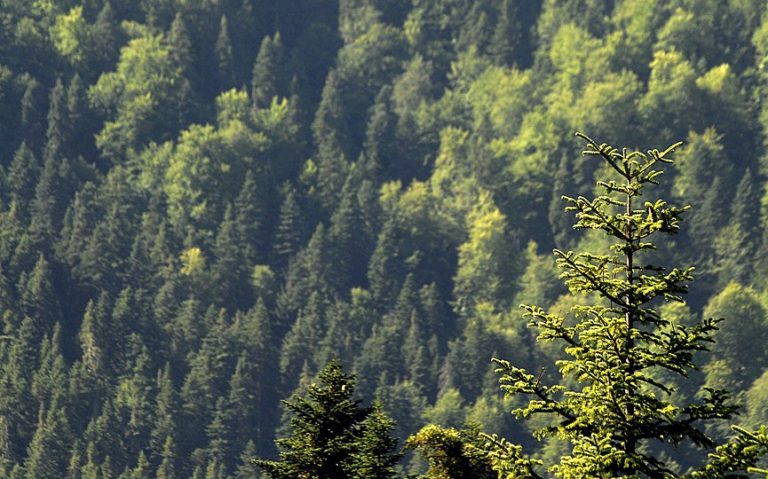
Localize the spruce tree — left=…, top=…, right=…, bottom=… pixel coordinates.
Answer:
left=156, top=435, right=178, bottom=479
left=272, top=184, right=307, bottom=269
left=44, top=79, right=67, bottom=163
left=169, top=13, right=194, bottom=77
left=488, top=0, right=523, bottom=67
left=24, top=400, right=73, bottom=479
left=7, top=142, right=39, bottom=208
left=251, top=33, right=286, bottom=110
left=485, top=134, right=768, bottom=478
left=216, top=16, right=235, bottom=91
left=19, top=78, right=43, bottom=148
left=254, top=359, right=401, bottom=479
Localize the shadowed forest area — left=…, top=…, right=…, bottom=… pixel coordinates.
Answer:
left=2, top=0, right=768, bottom=477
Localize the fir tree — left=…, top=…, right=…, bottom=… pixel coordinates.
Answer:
left=312, top=69, right=351, bottom=210
left=216, top=16, right=235, bottom=91
left=92, top=1, right=120, bottom=72
left=234, top=440, right=258, bottom=479
left=251, top=33, right=286, bottom=110
left=205, top=397, right=236, bottom=473
left=486, top=134, right=768, bottom=478
left=149, top=364, right=179, bottom=465
left=254, top=359, right=401, bottom=479
left=210, top=205, right=248, bottom=309
left=488, top=0, right=522, bottom=67
left=19, top=254, right=62, bottom=340
left=156, top=435, right=178, bottom=479
left=271, top=184, right=307, bottom=269
left=24, top=400, right=73, bottom=479
left=7, top=142, right=39, bottom=208
left=44, top=79, right=66, bottom=162
left=234, top=170, right=266, bottom=266
left=169, top=13, right=194, bottom=77
left=19, top=78, right=44, bottom=148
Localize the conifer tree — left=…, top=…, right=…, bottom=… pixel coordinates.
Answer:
left=66, top=74, right=94, bottom=161
left=24, top=400, right=73, bottom=479
left=210, top=205, right=247, bottom=309
left=488, top=0, right=522, bottom=67
left=216, top=16, right=235, bottom=91
left=19, top=254, right=62, bottom=340
left=149, top=364, right=179, bottom=466
left=24, top=155, right=65, bottom=259
left=363, top=86, right=397, bottom=180
left=19, top=78, right=44, bottom=148
left=234, top=440, right=258, bottom=479
left=156, top=435, right=178, bottom=479
left=44, top=79, right=67, bottom=163
left=272, top=184, right=307, bottom=269
left=251, top=33, right=286, bottom=110
left=205, top=397, right=235, bottom=473
left=486, top=134, right=768, bottom=478
left=7, top=142, right=39, bottom=208
left=31, top=324, right=67, bottom=407
left=234, top=170, right=266, bottom=267
left=92, top=1, right=120, bottom=72
left=312, top=69, right=352, bottom=210
left=254, top=359, right=401, bottom=479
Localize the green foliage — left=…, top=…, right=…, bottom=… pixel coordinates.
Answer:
left=0, top=1, right=767, bottom=476
left=489, top=134, right=768, bottom=477
left=162, top=120, right=268, bottom=229
left=254, top=360, right=401, bottom=479
left=89, top=30, right=190, bottom=161
left=406, top=424, right=495, bottom=479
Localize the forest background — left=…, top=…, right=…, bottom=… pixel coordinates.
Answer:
left=2, top=0, right=768, bottom=477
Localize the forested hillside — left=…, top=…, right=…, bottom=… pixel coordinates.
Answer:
left=1, top=0, right=768, bottom=477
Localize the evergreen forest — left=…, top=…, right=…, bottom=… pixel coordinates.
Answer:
left=2, top=0, right=768, bottom=477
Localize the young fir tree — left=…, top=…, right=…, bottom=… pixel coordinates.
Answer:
left=484, top=134, right=768, bottom=478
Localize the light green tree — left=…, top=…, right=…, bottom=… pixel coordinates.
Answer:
left=485, top=134, right=768, bottom=478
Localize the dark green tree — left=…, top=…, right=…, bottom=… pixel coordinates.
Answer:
left=7, top=142, right=39, bottom=208
left=66, top=74, right=94, bottom=160
left=363, top=86, right=397, bottom=180
left=254, top=359, right=401, bottom=479
left=234, top=170, right=266, bottom=267
left=19, top=77, right=44, bottom=148
left=275, top=224, right=332, bottom=330
left=181, top=309, right=233, bottom=449
left=23, top=400, right=73, bottom=479
left=19, top=254, right=62, bottom=340
left=234, top=440, right=258, bottom=479
left=216, top=16, right=235, bottom=91
left=271, top=184, right=307, bottom=269
left=156, top=435, right=178, bottom=479
left=210, top=205, right=248, bottom=309
left=488, top=0, right=523, bottom=67
left=92, top=1, right=121, bottom=74
left=168, top=13, right=194, bottom=79
left=251, top=33, right=286, bottom=110
left=44, top=79, right=67, bottom=163
left=486, top=134, right=768, bottom=477
left=31, top=324, right=67, bottom=408
left=279, top=292, right=325, bottom=392
left=312, top=69, right=352, bottom=210
left=205, top=397, right=236, bottom=473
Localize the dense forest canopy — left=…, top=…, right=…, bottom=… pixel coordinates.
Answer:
left=1, top=0, right=768, bottom=477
